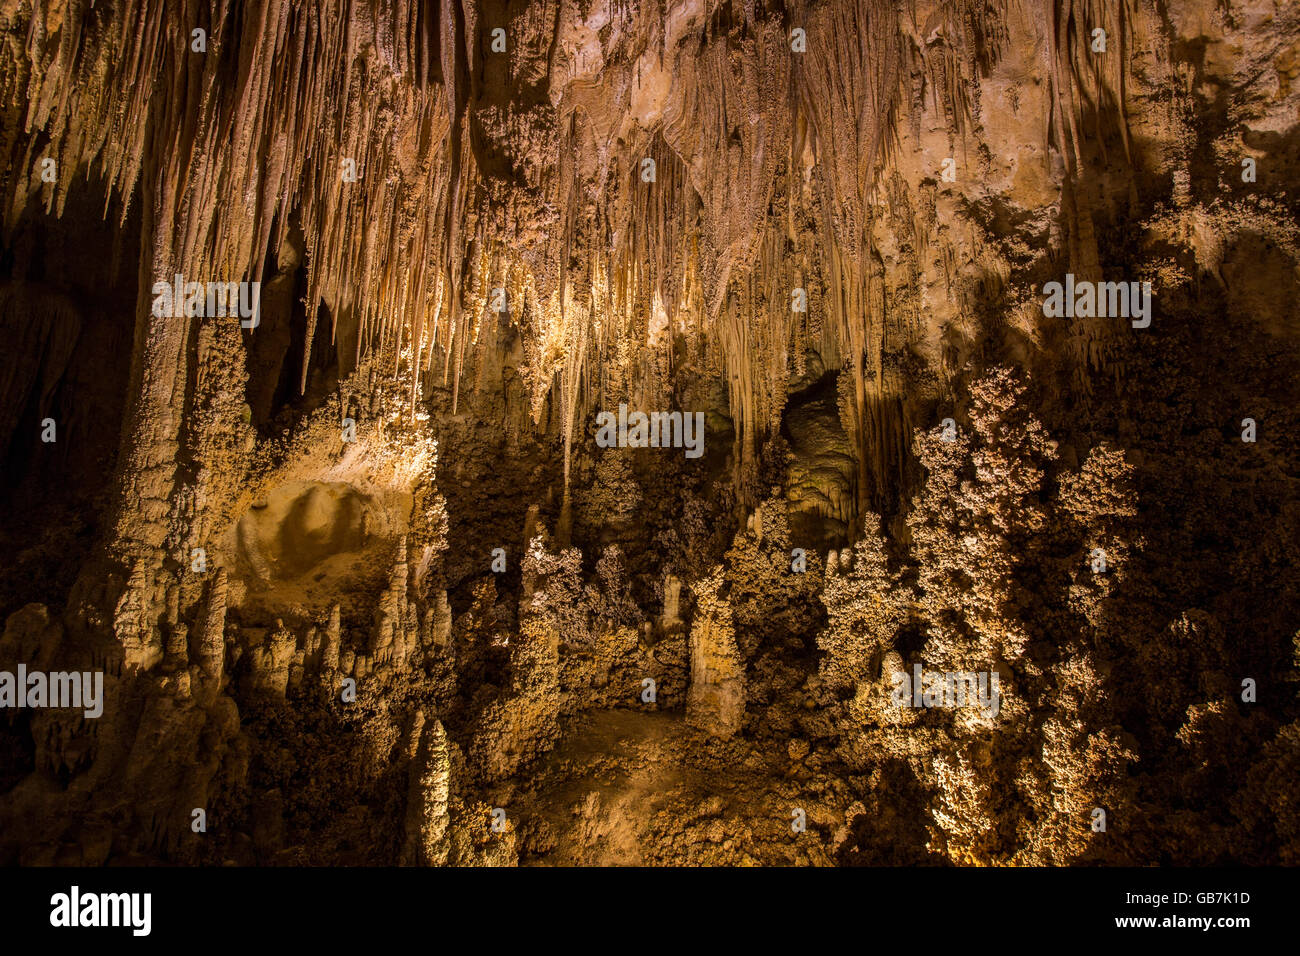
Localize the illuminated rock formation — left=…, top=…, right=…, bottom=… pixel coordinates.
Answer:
left=0, top=0, right=1297, bottom=868
left=686, top=567, right=745, bottom=738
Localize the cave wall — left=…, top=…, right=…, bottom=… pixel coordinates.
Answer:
left=0, top=0, right=1297, bottom=866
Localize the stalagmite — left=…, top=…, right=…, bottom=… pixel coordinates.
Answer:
left=320, top=605, right=342, bottom=681
left=374, top=537, right=411, bottom=664
left=432, top=591, right=453, bottom=650
left=403, top=714, right=452, bottom=867
left=197, top=569, right=228, bottom=687
left=686, top=567, right=745, bottom=739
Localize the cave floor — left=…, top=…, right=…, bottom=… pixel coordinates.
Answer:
left=504, top=709, right=838, bottom=866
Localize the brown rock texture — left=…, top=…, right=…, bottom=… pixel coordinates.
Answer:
left=0, top=0, right=1297, bottom=867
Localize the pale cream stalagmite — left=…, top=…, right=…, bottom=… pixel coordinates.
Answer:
left=685, top=566, right=745, bottom=739
left=403, top=711, right=452, bottom=867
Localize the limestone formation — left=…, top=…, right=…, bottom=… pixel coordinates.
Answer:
left=0, top=0, right=1297, bottom=869
left=403, top=714, right=452, bottom=867
left=686, top=567, right=746, bottom=739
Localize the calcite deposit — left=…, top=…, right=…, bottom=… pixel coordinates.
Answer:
left=0, top=0, right=1298, bottom=866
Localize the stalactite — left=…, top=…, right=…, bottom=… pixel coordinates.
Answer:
left=2, top=0, right=1152, bottom=549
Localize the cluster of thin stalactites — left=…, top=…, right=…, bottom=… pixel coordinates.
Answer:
left=2, top=0, right=1132, bottom=509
